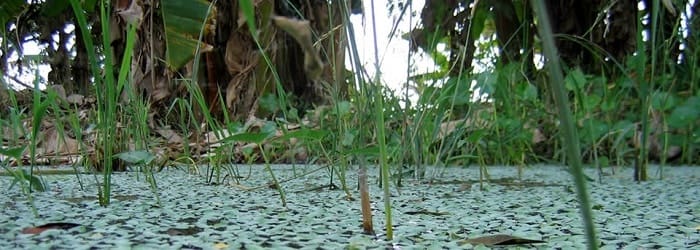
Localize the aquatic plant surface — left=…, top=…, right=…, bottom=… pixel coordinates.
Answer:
left=1, top=165, right=698, bottom=249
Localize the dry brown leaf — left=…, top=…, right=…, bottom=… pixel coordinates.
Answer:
left=40, top=127, right=80, bottom=155
left=150, top=145, right=170, bottom=165
left=532, top=127, right=546, bottom=144
left=1, top=123, right=26, bottom=141
left=460, top=234, right=545, bottom=246
left=65, top=94, right=84, bottom=105
left=294, top=146, right=308, bottom=162
left=156, top=128, right=183, bottom=145
left=48, top=84, right=67, bottom=102
left=204, top=129, right=234, bottom=144
left=286, top=123, right=301, bottom=130
left=437, top=120, right=462, bottom=140
left=151, top=77, right=171, bottom=103
left=662, top=0, right=676, bottom=16
left=271, top=15, right=324, bottom=81
left=117, top=0, right=144, bottom=26
left=21, top=223, right=81, bottom=235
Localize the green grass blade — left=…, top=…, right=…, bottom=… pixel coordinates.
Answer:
left=369, top=0, right=393, bottom=240
left=531, top=1, right=598, bottom=249
left=238, top=0, right=258, bottom=39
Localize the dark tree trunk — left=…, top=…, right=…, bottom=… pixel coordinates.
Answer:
left=447, top=1, right=477, bottom=76
left=493, top=0, right=524, bottom=64
left=216, top=0, right=347, bottom=120
left=596, top=0, right=637, bottom=66
left=416, top=0, right=477, bottom=76
left=43, top=13, right=72, bottom=91
left=491, top=0, right=535, bottom=78
left=72, top=24, right=90, bottom=95
left=545, top=0, right=603, bottom=71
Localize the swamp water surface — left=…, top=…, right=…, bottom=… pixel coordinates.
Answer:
left=1, top=165, right=698, bottom=249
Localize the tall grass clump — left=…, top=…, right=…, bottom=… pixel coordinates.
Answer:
left=70, top=0, right=143, bottom=206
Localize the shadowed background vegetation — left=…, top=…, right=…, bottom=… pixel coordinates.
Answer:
left=1, top=0, right=698, bottom=178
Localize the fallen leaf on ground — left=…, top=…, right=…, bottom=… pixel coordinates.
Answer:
left=21, top=222, right=81, bottom=234
left=459, top=234, right=545, bottom=246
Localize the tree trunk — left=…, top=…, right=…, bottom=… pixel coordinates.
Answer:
left=545, top=0, right=602, bottom=71
left=105, top=0, right=347, bottom=122
left=211, top=0, right=347, bottom=120
left=596, top=0, right=637, bottom=66
left=491, top=0, right=535, bottom=78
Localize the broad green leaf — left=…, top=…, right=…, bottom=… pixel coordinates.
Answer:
left=439, top=77, right=472, bottom=105
left=668, top=106, right=699, bottom=128
left=287, top=107, right=300, bottom=121
left=430, top=49, right=449, bottom=71
left=239, top=0, right=258, bottom=38
left=564, top=68, right=587, bottom=91
left=651, top=91, right=677, bottom=111
left=261, top=121, right=278, bottom=135
left=625, top=52, right=646, bottom=71
left=668, top=96, right=700, bottom=128
left=278, top=129, right=329, bottom=141
left=162, top=25, right=209, bottom=70
left=224, top=132, right=271, bottom=144
left=470, top=3, right=489, bottom=39
left=344, top=146, right=380, bottom=157
left=686, top=96, right=700, bottom=109
left=581, top=119, right=608, bottom=143
left=610, top=120, right=635, bottom=147
left=512, top=0, right=525, bottom=20
left=162, top=1, right=211, bottom=34
left=341, top=130, right=357, bottom=147
left=516, top=82, right=538, bottom=101
left=331, top=101, right=353, bottom=116
left=474, top=71, right=497, bottom=95
left=114, top=150, right=156, bottom=165
left=612, top=120, right=635, bottom=132
left=466, top=129, right=486, bottom=143
left=27, top=173, right=46, bottom=192
left=161, top=0, right=212, bottom=70
left=259, top=93, right=279, bottom=113
left=601, top=98, right=616, bottom=112
left=0, top=146, right=25, bottom=159
left=418, top=86, right=438, bottom=104
left=582, top=94, right=601, bottom=110
left=241, top=146, right=254, bottom=156
left=8, top=169, right=46, bottom=192
left=226, top=122, right=245, bottom=134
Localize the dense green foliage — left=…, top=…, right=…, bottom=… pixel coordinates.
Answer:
left=0, top=0, right=698, bottom=246
left=1, top=1, right=698, bottom=168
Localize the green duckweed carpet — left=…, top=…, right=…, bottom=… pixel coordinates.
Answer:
left=1, top=165, right=698, bottom=249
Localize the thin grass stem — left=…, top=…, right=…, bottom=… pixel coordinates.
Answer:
left=531, top=1, right=599, bottom=249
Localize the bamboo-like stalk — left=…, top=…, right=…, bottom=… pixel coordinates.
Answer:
left=359, top=166, right=374, bottom=234
left=341, top=0, right=377, bottom=237
left=369, top=0, right=393, bottom=240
